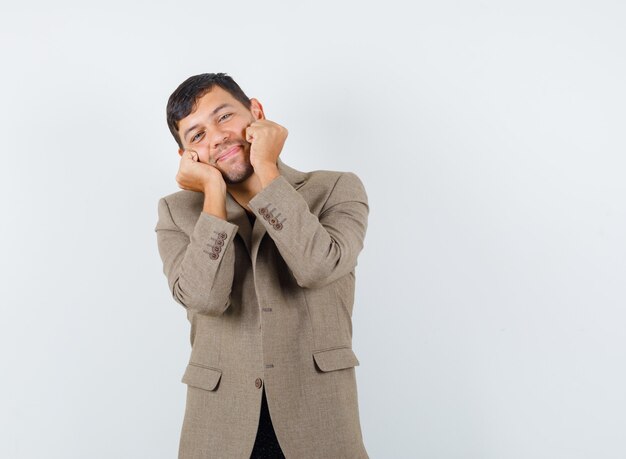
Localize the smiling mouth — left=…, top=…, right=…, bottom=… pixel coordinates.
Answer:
left=217, top=145, right=241, bottom=162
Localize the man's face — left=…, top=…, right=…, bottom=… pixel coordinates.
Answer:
left=177, top=86, right=263, bottom=184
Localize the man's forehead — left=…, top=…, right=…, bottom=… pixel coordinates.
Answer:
left=180, top=87, right=238, bottom=126
left=192, top=86, right=237, bottom=113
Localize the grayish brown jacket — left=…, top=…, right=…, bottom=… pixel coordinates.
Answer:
left=155, top=158, right=369, bottom=458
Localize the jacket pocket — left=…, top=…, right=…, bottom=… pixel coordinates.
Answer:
left=312, top=346, right=360, bottom=372
left=181, top=362, right=222, bottom=391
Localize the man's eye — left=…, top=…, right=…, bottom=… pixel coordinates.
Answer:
left=219, top=113, right=232, bottom=122
left=192, top=132, right=204, bottom=142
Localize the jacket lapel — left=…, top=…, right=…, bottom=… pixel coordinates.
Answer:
left=225, top=193, right=253, bottom=254
left=274, top=157, right=308, bottom=190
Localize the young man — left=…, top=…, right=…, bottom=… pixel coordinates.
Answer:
left=154, top=73, right=369, bottom=458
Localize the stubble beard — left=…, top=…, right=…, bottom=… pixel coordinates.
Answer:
left=220, top=150, right=255, bottom=185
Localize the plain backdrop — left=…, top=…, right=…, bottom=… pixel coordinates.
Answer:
left=1, top=1, right=625, bottom=458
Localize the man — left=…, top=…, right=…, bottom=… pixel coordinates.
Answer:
left=154, top=73, right=369, bottom=458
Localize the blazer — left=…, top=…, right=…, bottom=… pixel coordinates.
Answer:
left=154, top=157, right=369, bottom=458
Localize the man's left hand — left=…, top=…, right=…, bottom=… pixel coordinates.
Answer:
left=245, top=119, right=288, bottom=170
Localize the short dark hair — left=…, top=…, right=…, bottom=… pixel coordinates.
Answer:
left=166, top=73, right=251, bottom=149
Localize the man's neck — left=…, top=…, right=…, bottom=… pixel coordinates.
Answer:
left=227, top=172, right=264, bottom=212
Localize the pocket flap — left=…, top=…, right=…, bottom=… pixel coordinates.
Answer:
left=181, top=363, right=222, bottom=391
left=313, top=347, right=360, bottom=372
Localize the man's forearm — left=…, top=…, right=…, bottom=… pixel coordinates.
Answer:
left=247, top=172, right=369, bottom=289
left=255, top=163, right=280, bottom=189
left=203, top=184, right=227, bottom=220
left=155, top=197, right=238, bottom=315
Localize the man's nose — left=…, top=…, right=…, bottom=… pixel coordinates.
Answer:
left=211, top=128, right=230, bottom=151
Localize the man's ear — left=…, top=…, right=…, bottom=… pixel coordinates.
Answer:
left=249, top=98, right=265, bottom=120
left=178, top=148, right=184, bottom=156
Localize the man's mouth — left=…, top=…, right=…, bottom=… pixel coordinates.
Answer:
left=217, top=145, right=241, bottom=163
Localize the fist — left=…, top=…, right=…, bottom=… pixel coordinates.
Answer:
left=176, top=150, right=225, bottom=194
left=245, top=119, right=288, bottom=169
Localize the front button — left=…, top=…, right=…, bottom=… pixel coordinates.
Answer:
left=255, top=378, right=263, bottom=389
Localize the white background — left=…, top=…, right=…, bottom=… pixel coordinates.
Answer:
left=1, top=1, right=625, bottom=458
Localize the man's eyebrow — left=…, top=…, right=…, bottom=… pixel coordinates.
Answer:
left=183, top=103, right=234, bottom=141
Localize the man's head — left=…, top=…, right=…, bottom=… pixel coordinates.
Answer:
left=166, top=73, right=265, bottom=184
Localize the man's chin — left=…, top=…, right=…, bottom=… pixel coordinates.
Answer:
left=222, top=163, right=255, bottom=185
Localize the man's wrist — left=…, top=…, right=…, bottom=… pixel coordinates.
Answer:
left=254, top=162, right=280, bottom=189
left=202, top=185, right=227, bottom=220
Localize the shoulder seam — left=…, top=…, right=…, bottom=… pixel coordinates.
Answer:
left=161, top=197, right=183, bottom=232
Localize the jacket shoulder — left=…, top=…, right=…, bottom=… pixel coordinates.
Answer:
left=302, top=167, right=364, bottom=187
left=290, top=167, right=367, bottom=215
left=158, top=189, right=203, bottom=207
left=302, top=168, right=366, bottom=198
left=155, top=190, right=204, bottom=233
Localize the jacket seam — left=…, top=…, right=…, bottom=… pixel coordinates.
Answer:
left=188, top=361, right=222, bottom=372
left=313, top=344, right=351, bottom=353
left=318, top=172, right=343, bottom=218
left=162, top=197, right=183, bottom=232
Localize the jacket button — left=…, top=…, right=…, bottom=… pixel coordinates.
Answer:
left=269, top=218, right=276, bottom=225
left=212, top=245, right=221, bottom=253
left=274, top=222, right=283, bottom=231
left=217, top=231, right=227, bottom=240
left=255, top=378, right=263, bottom=389
left=214, top=239, right=224, bottom=247
left=259, top=207, right=267, bottom=215
left=209, top=252, right=219, bottom=260
left=264, top=213, right=271, bottom=221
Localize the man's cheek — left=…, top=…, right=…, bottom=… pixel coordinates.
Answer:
left=198, top=148, right=212, bottom=164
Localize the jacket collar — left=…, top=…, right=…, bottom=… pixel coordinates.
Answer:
left=275, top=157, right=308, bottom=190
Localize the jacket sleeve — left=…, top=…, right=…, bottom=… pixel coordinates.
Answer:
left=154, top=197, right=239, bottom=315
left=247, top=171, right=369, bottom=289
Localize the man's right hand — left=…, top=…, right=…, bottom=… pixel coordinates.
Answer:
left=176, top=150, right=228, bottom=220
left=176, top=150, right=226, bottom=196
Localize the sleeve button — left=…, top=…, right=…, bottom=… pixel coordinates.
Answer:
left=209, top=252, right=219, bottom=260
